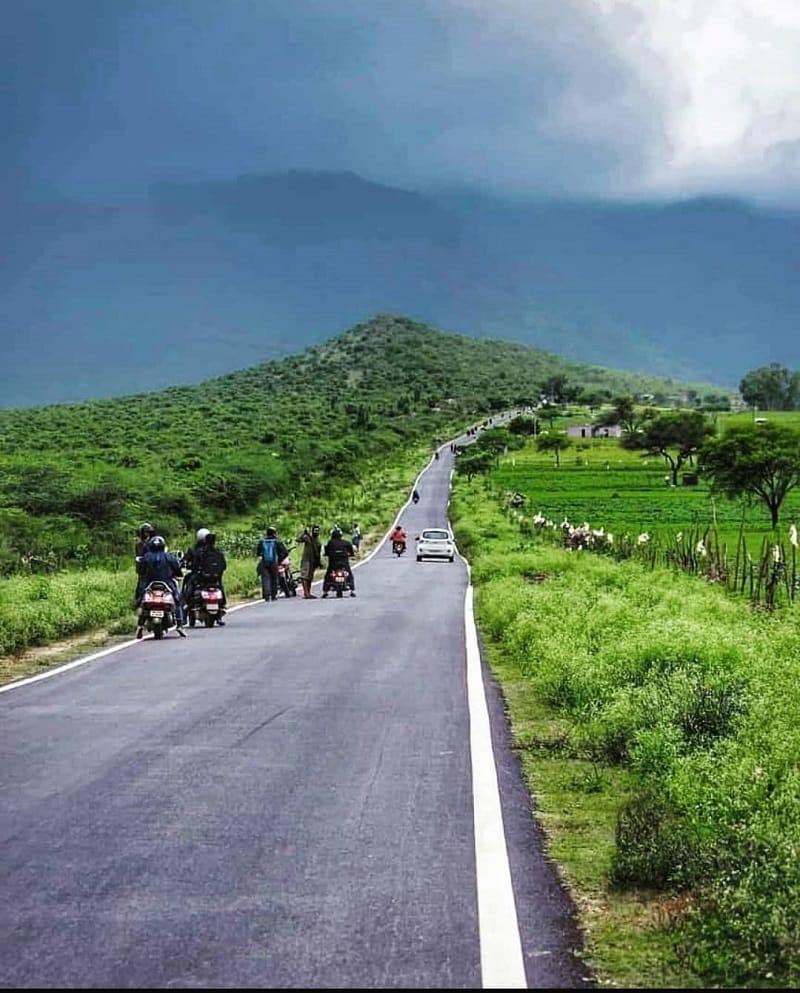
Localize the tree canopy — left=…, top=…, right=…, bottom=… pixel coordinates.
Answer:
left=739, top=364, right=800, bottom=411
left=699, top=421, right=800, bottom=528
left=535, top=432, right=573, bottom=467
left=621, top=410, right=715, bottom=486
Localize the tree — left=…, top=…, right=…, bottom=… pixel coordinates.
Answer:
left=699, top=421, right=800, bottom=528
left=535, top=432, right=573, bottom=467
left=507, top=415, right=539, bottom=436
left=739, top=363, right=800, bottom=411
left=596, top=395, right=648, bottom=433
left=621, top=410, right=715, bottom=486
left=454, top=450, right=494, bottom=481
left=538, top=374, right=572, bottom=405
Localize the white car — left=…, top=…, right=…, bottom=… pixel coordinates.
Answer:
left=416, top=527, right=456, bottom=562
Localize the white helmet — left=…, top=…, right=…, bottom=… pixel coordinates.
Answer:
left=196, top=528, right=210, bottom=541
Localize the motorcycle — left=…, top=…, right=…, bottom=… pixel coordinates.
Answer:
left=185, top=582, right=225, bottom=628
left=137, top=581, right=179, bottom=639
left=328, top=567, right=350, bottom=599
left=392, top=539, right=406, bottom=556
left=278, top=555, right=298, bottom=597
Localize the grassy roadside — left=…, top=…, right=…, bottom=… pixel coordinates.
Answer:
left=0, top=444, right=432, bottom=682
left=452, top=476, right=716, bottom=989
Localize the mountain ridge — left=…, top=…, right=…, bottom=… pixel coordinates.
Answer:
left=3, top=170, right=797, bottom=406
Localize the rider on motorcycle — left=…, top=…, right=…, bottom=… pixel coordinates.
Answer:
left=183, top=530, right=228, bottom=625
left=134, top=522, right=156, bottom=603
left=322, top=527, right=356, bottom=598
left=390, top=524, right=407, bottom=553
left=412, top=489, right=420, bottom=504
left=136, top=535, right=186, bottom=636
left=181, top=527, right=209, bottom=610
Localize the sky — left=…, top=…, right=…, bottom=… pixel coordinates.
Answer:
left=3, top=0, right=800, bottom=205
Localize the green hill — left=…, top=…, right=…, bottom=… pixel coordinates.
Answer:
left=0, top=314, right=726, bottom=573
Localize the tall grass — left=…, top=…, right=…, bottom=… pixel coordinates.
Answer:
left=452, top=475, right=800, bottom=987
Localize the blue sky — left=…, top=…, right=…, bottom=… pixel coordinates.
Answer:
left=4, top=0, right=800, bottom=204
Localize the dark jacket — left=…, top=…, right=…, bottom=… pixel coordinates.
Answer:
left=138, top=550, right=182, bottom=585
left=324, top=537, right=354, bottom=569
left=182, top=538, right=206, bottom=573
left=196, top=545, right=227, bottom=583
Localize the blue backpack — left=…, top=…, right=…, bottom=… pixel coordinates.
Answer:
left=260, top=538, right=278, bottom=564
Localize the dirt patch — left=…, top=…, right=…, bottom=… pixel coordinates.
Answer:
left=0, top=625, right=135, bottom=687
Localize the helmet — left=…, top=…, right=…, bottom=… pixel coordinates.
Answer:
left=149, top=535, right=166, bottom=551
left=266, top=526, right=277, bottom=537
left=196, top=527, right=210, bottom=541
left=139, top=522, right=155, bottom=538
left=331, top=526, right=342, bottom=538
left=311, top=524, right=321, bottom=534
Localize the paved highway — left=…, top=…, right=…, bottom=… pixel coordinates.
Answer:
left=0, top=436, right=589, bottom=989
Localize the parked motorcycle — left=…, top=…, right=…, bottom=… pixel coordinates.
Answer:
left=278, top=556, right=298, bottom=597
left=185, top=582, right=225, bottom=628
left=137, top=581, right=179, bottom=639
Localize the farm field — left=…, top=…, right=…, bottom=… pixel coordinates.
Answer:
left=492, top=430, right=800, bottom=556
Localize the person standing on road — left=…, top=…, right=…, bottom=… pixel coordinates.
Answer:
left=256, top=526, right=289, bottom=602
left=296, top=524, right=323, bottom=599
left=351, top=522, right=362, bottom=555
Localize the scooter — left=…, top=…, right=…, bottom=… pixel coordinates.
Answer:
left=137, top=581, right=181, bottom=639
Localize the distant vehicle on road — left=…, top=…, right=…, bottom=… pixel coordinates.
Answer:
left=415, top=527, right=455, bottom=563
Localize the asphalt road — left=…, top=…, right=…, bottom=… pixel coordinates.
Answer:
left=0, top=434, right=590, bottom=989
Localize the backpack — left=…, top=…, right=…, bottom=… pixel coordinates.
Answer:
left=200, top=547, right=224, bottom=581
left=260, top=538, right=278, bottom=564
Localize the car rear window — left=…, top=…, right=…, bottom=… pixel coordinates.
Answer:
left=423, top=530, right=450, bottom=540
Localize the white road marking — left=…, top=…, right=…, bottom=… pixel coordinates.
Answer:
left=458, top=555, right=527, bottom=988
left=0, top=637, right=142, bottom=694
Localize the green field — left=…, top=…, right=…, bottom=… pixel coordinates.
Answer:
left=492, top=428, right=800, bottom=556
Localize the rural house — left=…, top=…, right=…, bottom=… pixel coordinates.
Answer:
left=567, top=423, right=624, bottom=439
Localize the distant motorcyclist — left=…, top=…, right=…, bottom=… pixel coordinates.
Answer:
left=390, top=524, right=407, bottom=554
left=136, top=535, right=186, bottom=636
left=322, top=527, right=356, bottom=598
left=412, top=489, right=420, bottom=504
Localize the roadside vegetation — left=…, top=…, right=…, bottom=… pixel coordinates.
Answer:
left=451, top=417, right=800, bottom=988
left=0, top=314, right=704, bottom=658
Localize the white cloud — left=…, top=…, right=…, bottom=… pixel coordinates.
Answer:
left=582, top=0, right=800, bottom=199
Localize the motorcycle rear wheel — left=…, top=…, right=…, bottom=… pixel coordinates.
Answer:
left=153, top=624, right=164, bottom=640
left=204, top=615, right=215, bottom=628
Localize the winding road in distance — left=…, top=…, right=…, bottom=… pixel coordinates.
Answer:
left=0, top=429, right=591, bottom=989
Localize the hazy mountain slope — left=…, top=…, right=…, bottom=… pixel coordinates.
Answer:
left=3, top=171, right=797, bottom=406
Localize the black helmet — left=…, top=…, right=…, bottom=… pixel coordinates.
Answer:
left=149, top=535, right=166, bottom=551
left=139, top=522, right=155, bottom=538
left=266, top=526, right=277, bottom=537
left=331, top=526, right=342, bottom=538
